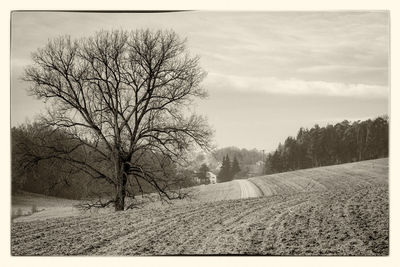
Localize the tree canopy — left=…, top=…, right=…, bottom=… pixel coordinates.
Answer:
left=22, top=29, right=212, bottom=210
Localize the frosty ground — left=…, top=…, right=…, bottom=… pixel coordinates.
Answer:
left=11, top=158, right=389, bottom=256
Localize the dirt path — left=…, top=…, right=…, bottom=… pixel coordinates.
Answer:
left=236, top=179, right=264, bottom=199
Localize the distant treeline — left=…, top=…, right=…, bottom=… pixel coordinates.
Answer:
left=264, top=116, right=389, bottom=174
left=217, top=155, right=241, bottom=183
left=11, top=122, right=194, bottom=199
left=212, top=147, right=264, bottom=178
left=212, top=147, right=263, bottom=166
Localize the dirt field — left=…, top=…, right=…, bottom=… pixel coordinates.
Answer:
left=11, top=192, right=82, bottom=222
left=11, top=158, right=389, bottom=256
left=236, top=179, right=264, bottom=199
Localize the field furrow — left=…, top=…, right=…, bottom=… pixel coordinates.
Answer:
left=11, top=158, right=389, bottom=256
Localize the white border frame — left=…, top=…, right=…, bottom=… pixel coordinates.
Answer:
left=2, top=1, right=398, bottom=266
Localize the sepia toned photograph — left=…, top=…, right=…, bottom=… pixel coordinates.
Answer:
left=10, top=10, right=389, bottom=256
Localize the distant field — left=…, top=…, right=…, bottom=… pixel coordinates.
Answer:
left=190, top=181, right=242, bottom=201
left=11, top=174, right=243, bottom=223
left=11, top=192, right=82, bottom=222
left=250, top=158, right=388, bottom=196
left=11, top=158, right=388, bottom=256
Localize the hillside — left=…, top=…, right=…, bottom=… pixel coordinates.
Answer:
left=251, top=158, right=388, bottom=196
left=12, top=191, right=81, bottom=221
left=11, top=158, right=388, bottom=255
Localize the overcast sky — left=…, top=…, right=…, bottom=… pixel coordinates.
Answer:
left=11, top=11, right=389, bottom=152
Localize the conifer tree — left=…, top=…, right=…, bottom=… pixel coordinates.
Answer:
left=218, top=154, right=231, bottom=182
left=231, top=156, right=241, bottom=178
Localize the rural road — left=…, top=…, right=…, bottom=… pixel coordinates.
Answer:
left=236, top=179, right=264, bottom=199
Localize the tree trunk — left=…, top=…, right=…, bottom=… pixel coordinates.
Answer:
left=115, top=180, right=126, bottom=211
left=114, top=160, right=129, bottom=211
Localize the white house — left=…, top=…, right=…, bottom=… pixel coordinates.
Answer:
left=206, top=172, right=217, bottom=184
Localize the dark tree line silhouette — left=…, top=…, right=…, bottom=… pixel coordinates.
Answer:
left=217, top=155, right=241, bottom=182
left=264, top=116, right=389, bottom=174
left=12, top=122, right=196, bottom=202
left=11, top=123, right=112, bottom=198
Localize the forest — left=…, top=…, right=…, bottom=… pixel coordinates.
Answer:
left=11, top=122, right=194, bottom=200
left=264, top=116, right=389, bottom=174
left=12, top=116, right=389, bottom=198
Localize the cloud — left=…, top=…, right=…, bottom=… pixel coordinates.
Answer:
left=296, top=65, right=386, bottom=74
left=205, top=73, right=388, bottom=99
left=194, top=12, right=389, bottom=86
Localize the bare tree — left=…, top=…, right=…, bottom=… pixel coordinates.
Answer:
left=23, top=29, right=212, bottom=211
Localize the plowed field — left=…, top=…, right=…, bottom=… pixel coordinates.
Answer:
left=11, top=158, right=389, bottom=256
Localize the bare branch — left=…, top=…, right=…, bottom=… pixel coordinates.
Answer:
left=22, top=29, right=212, bottom=211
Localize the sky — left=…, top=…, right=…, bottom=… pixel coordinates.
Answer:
left=10, top=11, right=389, bottom=152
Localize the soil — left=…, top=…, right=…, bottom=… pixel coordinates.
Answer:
left=11, top=158, right=389, bottom=256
